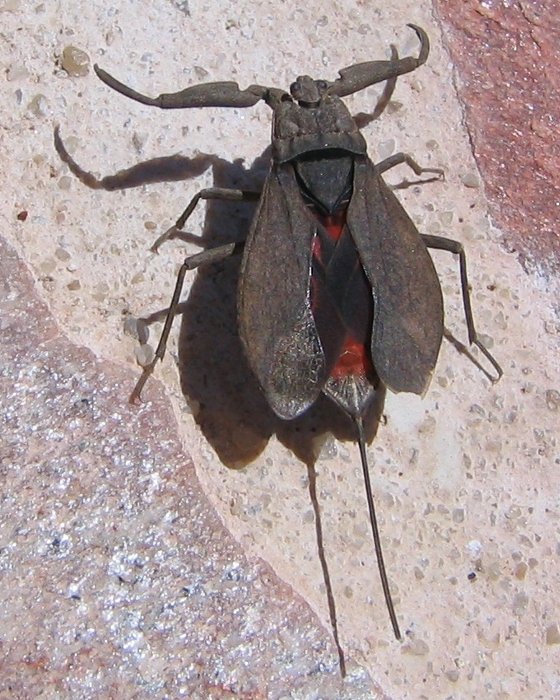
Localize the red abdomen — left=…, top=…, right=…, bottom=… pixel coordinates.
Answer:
left=310, top=208, right=375, bottom=381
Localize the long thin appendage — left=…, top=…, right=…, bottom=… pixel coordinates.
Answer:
left=129, top=241, right=241, bottom=403
left=150, top=187, right=260, bottom=253
left=376, top=151, right=444, bottom=182
left=355, top=416, right=401, bottom=640
left=421, top=233, right=503, bottom=382
left=353, top=45, right=399, bottom=130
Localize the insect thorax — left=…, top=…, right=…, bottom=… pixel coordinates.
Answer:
left=272, top=96, right=367, bottom=163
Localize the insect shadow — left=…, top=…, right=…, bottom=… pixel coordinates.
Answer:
left=173, top=151, right=387, bottom=468
left=53, top=135, right=387, bottom=469
left=53, top=39, right=404, bottom=468
left=55, top=131, right=389, bottom=672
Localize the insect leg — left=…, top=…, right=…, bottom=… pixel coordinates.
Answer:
left=150, top=187, right=260, bottom=252
left=376, top=152, right=444, bottom=182
left=94, top=65, right=270, bottom=109
left=129, top=241, right=244, bottom=403
left=353, top=46, right=399, bottom=130
left=330, top=25, right=429, bottom=98
left=422, top=234, right=503, bottom=382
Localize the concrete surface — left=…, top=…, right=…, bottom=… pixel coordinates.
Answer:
left=1, top=0, right=559, bottom=698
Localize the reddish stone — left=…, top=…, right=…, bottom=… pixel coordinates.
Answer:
left=435, top=0, right=560, bottom=278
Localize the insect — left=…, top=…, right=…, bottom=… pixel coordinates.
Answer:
left=56, top=24, right=502, bottom=640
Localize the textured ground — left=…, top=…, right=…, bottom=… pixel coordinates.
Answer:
left=1, top=1, right=559, bottom=698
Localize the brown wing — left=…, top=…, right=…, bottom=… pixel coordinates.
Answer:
left=346, top=157, right=444, bottom=395
left=238, top=164, right=327, bottom=419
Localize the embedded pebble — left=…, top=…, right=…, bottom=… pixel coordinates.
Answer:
left=130, top=272, right=145, bottom=285
left=58, top=176, right=72, bottom=191
left=132, top=131, right=149, bottom=153
left=403, top=638, right=430, bottom=656
left=6, top=63, right=29, bottom=81
left=438, top=210, right=454, bottom=227
left=546, top=624, right=560, bottom=645
left=452, top=508, right=465, bottom=524
left=467, top=540, right=483, bottom=558
left=461, top=172, right=480, bottom=188
left=0, top=0, right=20, bottom=11
left=55, top=247, right=71, bottom=262
left=545, top=389, right=560, bottom=411
left=27, top=94, right=48, bottom=117
left=386, top=101, right=402, bottom=114
left=61, top=46, right=90, bottom=77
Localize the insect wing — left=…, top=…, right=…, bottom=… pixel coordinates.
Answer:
left=347, top=157, right=444, bottom=395
left=238, top=165, right=327, bottom=419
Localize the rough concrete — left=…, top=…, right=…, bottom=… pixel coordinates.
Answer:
left=1, top=1, right=559, bottom=698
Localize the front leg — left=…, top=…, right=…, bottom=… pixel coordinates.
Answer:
left=330, top=25, right=429, bottom=98
left=353, top=45, right=399, bottom=130
left=94, top=65, right=272, bottom=109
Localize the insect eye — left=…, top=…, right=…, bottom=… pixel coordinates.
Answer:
left=290, top=81, right=302, bottom=98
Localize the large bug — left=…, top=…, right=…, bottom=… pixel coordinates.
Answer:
left=55, top=24, right=502, bottom=640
